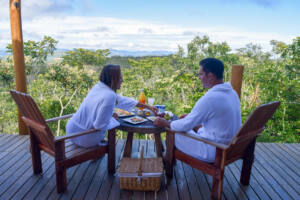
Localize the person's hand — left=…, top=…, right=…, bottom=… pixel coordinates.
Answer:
left=113, top=113, right=119, bottom=120
left=147, top=105, right=158, bottom=115
left=154, top=117, right=170, bottom=128
left=179, top=114, right=188, bottom=119
left=193, top=125, right=202, bottom=132
left=136, top=103, right=158, bottom=115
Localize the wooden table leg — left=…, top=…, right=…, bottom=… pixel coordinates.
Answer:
left=154, top=133, right=163, bottom=157
left=123, top=132, right=133, bottom=157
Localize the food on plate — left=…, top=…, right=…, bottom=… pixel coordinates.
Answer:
left=147, top=116, right=157, bottom=122
left=115, top=108, right=132, bottom=116
left=130, top=117, right=144, bottom=122
left=145, top=110, right=151, bottom=116
left=164, top=113, right=171, bottom=120
left=137, top=110, right=143, bottom=116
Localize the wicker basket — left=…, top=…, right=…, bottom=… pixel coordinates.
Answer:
left=118, top=146, right=164, bottom=191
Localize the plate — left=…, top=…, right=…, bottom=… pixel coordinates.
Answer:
left=122, top=116, right=148, bottom=124
left=114, top=108, right=134, bottom=117
left=147, top=116, right=158, bottom=122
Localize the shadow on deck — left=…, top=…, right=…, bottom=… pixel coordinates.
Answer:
left=0, top=133, right=299, bottom=200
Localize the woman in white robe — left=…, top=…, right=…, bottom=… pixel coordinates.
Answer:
left=66, top=64, right=157, bottom=148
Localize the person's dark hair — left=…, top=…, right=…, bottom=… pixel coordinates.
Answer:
left=99, top=64, right=121, bottom=91
left=199, top=58, right=224, bottom=79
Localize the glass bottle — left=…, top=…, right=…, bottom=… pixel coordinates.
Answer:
left=138, top=89, right=146, bottom=110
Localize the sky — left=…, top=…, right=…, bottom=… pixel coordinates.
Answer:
left=0, top=0, right=299, bottom=52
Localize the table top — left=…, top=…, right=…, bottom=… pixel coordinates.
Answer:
left=117, top=116, right=165, bottom=134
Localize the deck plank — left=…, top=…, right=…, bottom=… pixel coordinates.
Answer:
left=0, top=152, right=47, bottom=199
left=182, top=162, right=203, bottom=200
left=95, top=139, right=125, bottom=200
left=282, top=143, right=300, bottom=157
left=3, top=153, right=52, bottom=200
left=236, top=160, right=281, bottom=200
left=20, top=158, right=55, bottom=200
left=175, top=160, right=192, bottom=200
left=162, top=140, right=180, bottom=200
left=258, top=144, right=300, bottom=186
left=256, top=144, right=300, bottom=194
left=262, top=143, right=300, bottom=176
left=277, top=143, right=300, bottom=162
left=131, top=139, right=144, bottom=200
left=228, top=162, right=268, bottom=200
left=0, top=134, right=299, bottom=200
left=223, top=164, right=250, bottom=200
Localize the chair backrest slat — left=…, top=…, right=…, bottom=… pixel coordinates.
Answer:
left=10, top=90, right=54, bottom=151
left=231, top=101, right=280, bottom=145
left=225, top=101, right=280, bottom=161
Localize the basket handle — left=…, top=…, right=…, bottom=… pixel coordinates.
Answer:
left=138, top=146, right=144, bottom=176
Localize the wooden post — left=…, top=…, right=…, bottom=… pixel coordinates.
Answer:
left=9, top=0, right=28, bottom=134
left=230, top=65, right=244, bottom=99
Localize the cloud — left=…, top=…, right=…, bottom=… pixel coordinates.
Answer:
left=138, top=28, right=154, bottom=34
left=0, top=16, right=293, bottom=52
left=0, top=0, right=75, bottom=19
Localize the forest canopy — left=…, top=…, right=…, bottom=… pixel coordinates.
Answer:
left=0, top=35, right=299, bottom=142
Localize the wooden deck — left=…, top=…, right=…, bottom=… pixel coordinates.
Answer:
left=0, top=133, right=299, bottom=200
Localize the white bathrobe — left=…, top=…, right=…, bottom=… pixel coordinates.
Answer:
left=66, top=81, right=137, bottom=148
left=171, top=82, right=241, bottom=162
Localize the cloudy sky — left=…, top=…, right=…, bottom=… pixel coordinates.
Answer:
left=0, top=0, right=299, bottom=52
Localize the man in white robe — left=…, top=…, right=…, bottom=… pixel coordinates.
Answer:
left=154, top=58, right=241, bottom=162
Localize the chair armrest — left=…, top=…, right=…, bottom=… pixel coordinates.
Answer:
left=46, top=113, right=74, bottom=123
left=165, top=128, right=229, bottom=150
left=54, top=128, right=99, bottom=142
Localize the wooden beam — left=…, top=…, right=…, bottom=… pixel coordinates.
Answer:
left=230, top=65, right=244, bottom=99
left=9, top=0, right=28, bottom=134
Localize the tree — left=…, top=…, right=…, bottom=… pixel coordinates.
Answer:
left=6, top=36, right=58, bottom=65
left=62, top=48, right=110, bottom=69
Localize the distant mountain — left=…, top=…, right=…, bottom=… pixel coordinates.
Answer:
left=0, top=48, right=174, bottom=58
left=108, top=49, right=174, bottom=57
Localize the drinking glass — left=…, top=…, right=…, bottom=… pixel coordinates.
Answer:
left=148, top=98, right=155, bottom=106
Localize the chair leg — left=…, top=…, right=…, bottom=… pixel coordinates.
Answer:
left=165, top=130, right=175, bottom=178
left=211, top=170, right=224, bottom=200
left=164, top=156, right=174, bottom=178
left=56, top=165, right=67, bottom=193
left=108, top=129, right=116, bottom=174
left=123, top=132, right=133, bottom=157
left=240, top=139, right=256, bottom=185
left=30, top=133, right=42, bottom=174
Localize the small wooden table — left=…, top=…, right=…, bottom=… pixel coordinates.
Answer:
left=116, top=117, right=165, bottom=157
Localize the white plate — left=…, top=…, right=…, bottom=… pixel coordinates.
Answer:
left=147, top=116, right=158, bottom=122
left=114, top=108, right=134, bottom=117
left=122, top=116, right=148, bottom=124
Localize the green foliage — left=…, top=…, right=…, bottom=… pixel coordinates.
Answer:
left=0, top=35, right=299, bottom=142
left=62, top=48, right=110, bottom=69
left=6, top=36, right=58, bottom=65
left=0, top=58, right=14, bottom=86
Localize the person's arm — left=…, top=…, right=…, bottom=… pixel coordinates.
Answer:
left=93, top=96, right=120, bottom=130
left=170, top=97, right=211, bottom=132
left=179, top=113, right=202, bottom=132
left=116, top=94, right=138, bottom=111
left=136, top=102, right=158, bottom=115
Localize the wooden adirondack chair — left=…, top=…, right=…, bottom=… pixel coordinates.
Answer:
left=164, top=101, right=280, bottom=200
left=10, top=90, right=116, bottom=193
